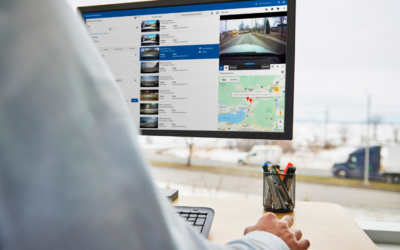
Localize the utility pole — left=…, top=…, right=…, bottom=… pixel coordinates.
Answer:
left=324, top=107, right=329, bottom=148
left=364, top=92, right=371, bottom=186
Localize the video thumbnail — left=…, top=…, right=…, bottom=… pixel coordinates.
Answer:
left=141, top=62, right=159, bottom=74
left=140, top=75, right=159, bottom=87
left=140, top=117, right=158, bottom=128
left=140, top=103, right=159, bottom=115
left=140, top=89, right=159, bottom=101
left=141, top=20, right=160, bottom=33
left=141, top=48, right=160, bottom=60
left=219, top=16, right=287, bottom=70
left=141, top=34, right=160, bottom=46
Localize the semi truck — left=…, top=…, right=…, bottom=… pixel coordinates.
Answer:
left=332, top=146, right=400, bottom=183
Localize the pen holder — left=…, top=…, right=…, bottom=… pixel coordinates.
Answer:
left=263, top=171, right=296, bottom=213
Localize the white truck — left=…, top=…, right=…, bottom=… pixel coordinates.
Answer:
left=237, top=145, right=282, bottom=166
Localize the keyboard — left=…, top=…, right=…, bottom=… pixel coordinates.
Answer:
left=174, top=206, right=215, bottom=237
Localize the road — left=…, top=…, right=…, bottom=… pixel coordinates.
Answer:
left=220, top=33, right=277, bottom=53
left=149, top=166, right=400, bottom=222
left=145, top=153, right=333, bottom=177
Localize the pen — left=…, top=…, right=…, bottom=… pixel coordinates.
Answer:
left=282, top=162, right=293, bottom=180
left=284, top=166, right=296, bottom=192
left=262, top=163, right=269, bottom=173
left=270, top=167, right=294, bottom=207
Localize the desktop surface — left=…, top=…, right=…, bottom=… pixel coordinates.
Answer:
left=173, top=196, right=378, bottom=250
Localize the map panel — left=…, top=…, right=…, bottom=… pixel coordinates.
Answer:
left=218, top=75, right=285, bottom=132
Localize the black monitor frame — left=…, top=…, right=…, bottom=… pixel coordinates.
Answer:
left=78, top=0, right=296, bottom=140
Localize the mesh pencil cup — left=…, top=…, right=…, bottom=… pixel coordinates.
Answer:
left=263, top=170, right=296, bottom=212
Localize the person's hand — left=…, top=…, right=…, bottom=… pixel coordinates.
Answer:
left=244, top=213, right=310, bottom=250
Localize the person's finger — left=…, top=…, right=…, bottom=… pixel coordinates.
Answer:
left=292, top=229, right=302, bottom=240
left=297, top=239, right=311, bottom=250
left=259, top=212, right=277, bottom=224
left=281, top=215, right=294, bottom=228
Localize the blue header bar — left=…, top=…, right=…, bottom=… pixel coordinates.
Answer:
left=83, top=0, right=286, bottom=19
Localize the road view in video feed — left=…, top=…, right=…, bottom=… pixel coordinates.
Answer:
left=141, top=34, right=160, bottom=46
left=219, top=16, right=287, bottom=69
left=140, top=117, right=158, bottom=128
left=141, top=62, right=159, bottom=74
left=141, top=20, right=160, bottom=32
left=141, top=48, right=160, bottom=60
left=140, top=103, right=159, bottom=115
left=140, top=89, right=159, bottom=101
left=140, top=75, right=159, bottom=87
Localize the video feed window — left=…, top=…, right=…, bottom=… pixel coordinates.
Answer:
left=141, top=34, right=160, bottom=46
left=141, top=20, right=160, bottom=32
left=140, top=117, right=158, bottom=128
left=141, top=48, right=160, bottom=60
left=140, top=75, right=159, bottom=87
left=140, top=89, right=159, bottom=101
left=140, top=103, right=159, bottom=115
left=141, top=62, right=159, bottom=74
left=219, top=13, right=287, bottom=70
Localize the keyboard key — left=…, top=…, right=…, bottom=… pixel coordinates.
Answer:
left=180, top=213, right=189, bottom=218
left=192, top=225, right=203, bottom=234
left=189, top=214, right=198, bottom=218
left=185, top=220, right=195, bottom=225
left=195, top=218, right=205, bottom=225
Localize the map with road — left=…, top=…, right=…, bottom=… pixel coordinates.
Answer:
left=218, top=75, right=285, bottom=132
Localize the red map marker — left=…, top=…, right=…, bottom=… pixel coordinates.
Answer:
left=246, top=97, right=249, bottom=101
left=249, top=98, right=252, bottom=103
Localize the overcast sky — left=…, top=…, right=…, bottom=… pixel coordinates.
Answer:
left=68, top=0, right=400, bottom=124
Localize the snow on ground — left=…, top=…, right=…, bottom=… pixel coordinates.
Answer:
left=139, top=122, right=400, bottom=170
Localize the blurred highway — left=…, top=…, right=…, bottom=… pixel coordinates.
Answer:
left=144, top=153, right=333, bottom=177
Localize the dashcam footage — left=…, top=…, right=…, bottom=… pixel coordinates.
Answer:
left=141, top=62, right=159, bottom=74
left=219, top=16, right=286, bottom=69
left=140, top=75, right=159, bottom=87
left=140, top=117, right=158, bottom=128
left=140, top=103, right=159, bottom=115
left=141, top=48, right=160, bottom=60
left=141, top=34, right=160, bottom=46
left=141, top=20, right=160, bottom=32
left=140, top=89, right=159, bottom=101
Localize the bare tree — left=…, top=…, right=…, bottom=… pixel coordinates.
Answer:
left=338, top=124, right=350, bottom=145
left=239, top=21, right=245, bottom=31
left=274, top=16, right=287, bottom=36
left=371, top=115, right=382, bottom=140
left=186, top=137, right=195, bottom=166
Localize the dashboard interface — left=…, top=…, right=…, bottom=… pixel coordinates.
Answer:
left=82, top=0, right=288, bottom=133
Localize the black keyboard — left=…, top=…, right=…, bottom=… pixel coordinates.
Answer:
left=174, top=206, right=215, bottom=237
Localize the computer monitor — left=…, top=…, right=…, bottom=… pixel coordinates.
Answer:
left=78, top=0, right=296, bottom=140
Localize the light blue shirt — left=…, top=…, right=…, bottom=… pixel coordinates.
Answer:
left=0, top=0, right=289, bottom=249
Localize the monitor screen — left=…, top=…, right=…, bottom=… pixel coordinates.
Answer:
left=79, top=0, right=294, bottom=139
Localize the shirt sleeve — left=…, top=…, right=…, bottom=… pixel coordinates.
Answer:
left=0, top=1, right=288, bottom=250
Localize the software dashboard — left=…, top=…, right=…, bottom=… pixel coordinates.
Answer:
left=82, top=0, right=288, bottom=133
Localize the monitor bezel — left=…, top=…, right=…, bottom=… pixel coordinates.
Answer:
left=78, top=0, right=296, bottom=140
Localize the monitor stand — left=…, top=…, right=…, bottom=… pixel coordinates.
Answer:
left=159, top=188, right=179, bottom=202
